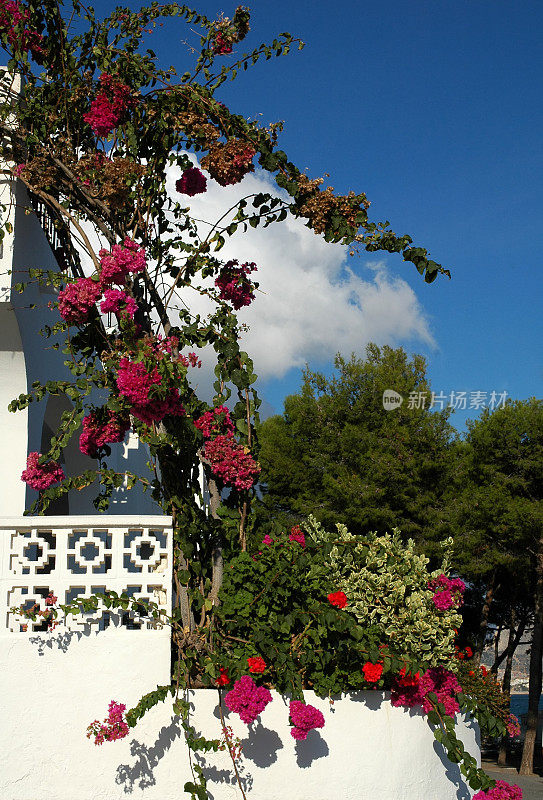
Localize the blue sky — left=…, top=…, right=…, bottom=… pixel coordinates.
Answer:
left=92, top=0, right=543, bottom=429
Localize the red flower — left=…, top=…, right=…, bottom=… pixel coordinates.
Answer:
left=247, top=657, right=266, bottom=674
left=363, top=662, right=383, bottom=683
left=288, top=525, right=306, bottom=547
left=464, top=646, right=473, bottom=658
left=327, top=591, right=348, bottom=609
left=216, top=668, right=230, bottom=686
left=397, top=667, right=420, bottom=687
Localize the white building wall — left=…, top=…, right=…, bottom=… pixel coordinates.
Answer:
left=0, top=68, right=160, bottom=516
left=0, top=515, right=481, bottom=800
left=0, top=173, right=160, bottom=517
left=1, top=676, right=480, bottom=800
left=0, top=171, right=29, bottom=516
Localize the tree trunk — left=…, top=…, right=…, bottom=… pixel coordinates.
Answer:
left=498, top=608, right=517, bottom=766
left=157, top=446, right=196, bottom=630
left=207, top=474, right=224, bottom=605
left=519, top=542, right=543, bottom=775
left=491, top=612, right=527, bottom=674
left=474, top=574, right=497, bottom=667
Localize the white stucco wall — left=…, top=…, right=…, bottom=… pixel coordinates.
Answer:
left=0, top=640, right=480, bottom=800
left=0, top=513, right=481, bottom=800
left=0, top=302, right=28, bottom=515
left=0, top=170, right=29, bottom=515
left=0, top=172, right=160, bottom=517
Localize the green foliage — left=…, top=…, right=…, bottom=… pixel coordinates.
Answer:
left=217, top=518, right=459, bottom=694
left=427, top=699, right=496, bottom=792
left=256, top=346, right=456, bottom=542
left=436, top=399, right=543, bottom=653
left=306, top=517, right=460, bottom=669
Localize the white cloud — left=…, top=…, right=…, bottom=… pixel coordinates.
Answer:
left=74, top=157, right=435, bottom=392
left=167, top=159, right=436, bottom=381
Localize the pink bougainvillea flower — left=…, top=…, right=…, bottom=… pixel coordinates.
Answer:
left=224, top=675, right=272, bottom=725
left=362, top=662, right=383, bottom=683
left=84, top=74, right=134, bottom=137
left=505, top=714, right=521, bottom=738
left=327, top=591, right=348, bottom=609
left=212, top=31, right=233, bottom=54
left=261, top=534, right=273, bottom=546
left=473, top=780, right=522, bottom=800
left=99, top=238, right=146, bottom=286
left=175, top=166, right=207, bottom=196
left=100, top=289, right=137, bottom=319
left=79, top=410, right=130, bottom=458
left=58, top=277, right=101, bottom=325
left=289, top=701, right=325, bottom=740
left=130, top=391, right=185, bottom=426
left=116, top=358, right=185, bottom=426
left=45, top=593, right=57, bottom=606
left=215, top=260, right=257, bottom=310
left=247, top=656, right=266, bottom=674
left=202, top=434, right=260, bottom=491
left=0, top=0, right=44, bottom=61
left=391, top=666, right=461, bottom=718
left=21, top=452, right=64, bottom=491
left=86, top=700, right=129, bottom=745
left=117, top=358, right=161, bottom=405
left=428, top=573, right=465, bottom=611
left=194, top=405, right=234, bottom=439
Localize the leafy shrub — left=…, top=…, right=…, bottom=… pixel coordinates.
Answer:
left=217, top=517, right=461, bottom=695
left=306, top=517, right=461, bottom=669
left=217, top=524, right=406, bottom=697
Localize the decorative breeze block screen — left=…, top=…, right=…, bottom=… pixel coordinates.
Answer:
left=0, top=516, right=172, bottom=634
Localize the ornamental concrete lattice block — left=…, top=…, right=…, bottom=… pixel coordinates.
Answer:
left=0, top=515, right=172, bottom=634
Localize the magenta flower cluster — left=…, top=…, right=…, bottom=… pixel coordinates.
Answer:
left=215, top=260, right=257, bottom=310
left=79, top=410, right=130, bottom=458
left=87, top=701, right=129, bottom=746
left=391, top=666, right=461, bottom=717
left=224, top=675, right=272, bottom=725
left=175, top=166, right=207, bottom=196
left=202, top=434, right=260, bottom=491
left=21, top=452, right=65, bottom=491
left=194, top=405, right=234, bottom=438
left=288, top=526, right=306, bottom=547
left=0, top=0, right=44, bottom=61
left=98, top=238, right=146, bottom=286
left=213, top=31, right=233, bottom=54
left=153, top=335, right=201, bottom=369
left=117, top=358, right=161, bottom=405
left=195, top=404, right=259, bottom=491
left=505, top=713, right=521, bottom=738
left=100, top=289, right=137, bottom=319
left=116, top=358, right=185, bottom=426
left=473, top=780, right=522, bottom=800
left=289, top=701, right=325, bottom=740
left=83, top=74, right=134, bottom=137
left=58, top=277, right=101, bottom=326
left=57, top=238, right=144, bottom=327
left=428, top=573, right=465, bottom=611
